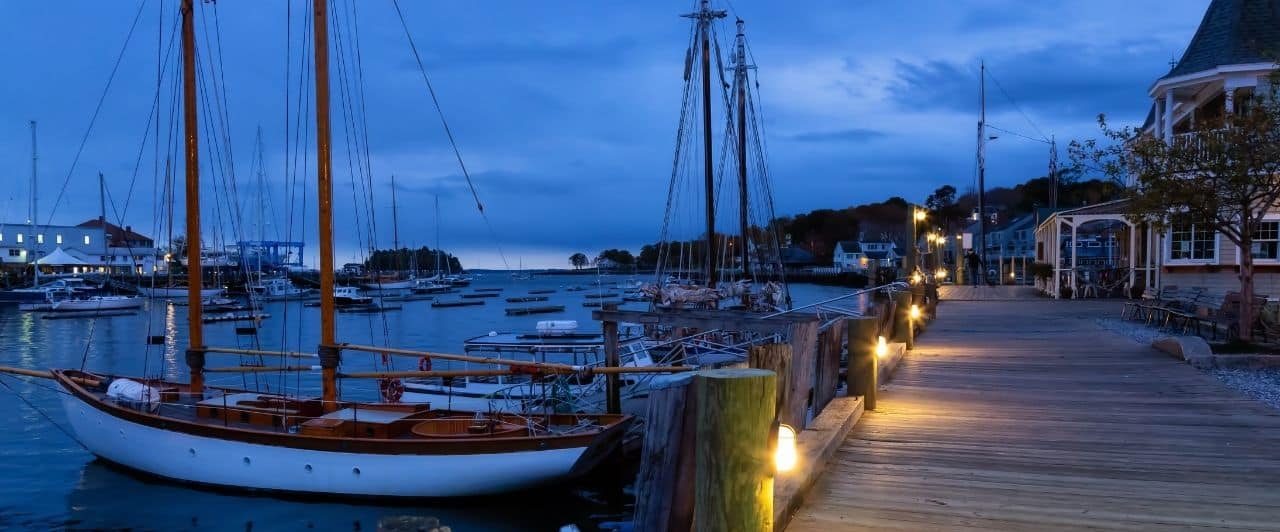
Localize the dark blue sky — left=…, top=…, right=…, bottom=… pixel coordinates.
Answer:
left=0, top=1, right=1207, bottom=268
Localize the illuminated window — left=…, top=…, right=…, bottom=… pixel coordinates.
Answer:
left=55, top=234, right=63, bottom=244
left=36, top=234, right=43, bottom=244
left=16, top=234, right=23, bottom=243
left=0, top=233, right=3, bottom=242
left=84, top=235, right=91, bottom=245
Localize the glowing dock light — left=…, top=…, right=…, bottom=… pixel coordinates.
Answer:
left=875, top=336, right=888, bottom=358
left=914, top=209, right=927, bottom=222
left=935, top=269, right=947, bottom=280
left=1010, top=271, right=1017, bottom=279
left=910, top=272, right=923, bottom=284
left=775, top=424, right=798, bottom=472
left=910, top=304, right=921, bottom=320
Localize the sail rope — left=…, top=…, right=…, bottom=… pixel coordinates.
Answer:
left=390, top=0, right=510, bottom=270
left=0, top=376, right=88, bottom=451
left=42, top=0, right=148, bottom=228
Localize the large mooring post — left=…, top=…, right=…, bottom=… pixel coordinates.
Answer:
left=892, top=290, right=914, bottom=350
left=695, top=368, right=776, bottom=532
left=634, top=373, right=698, bottom=532
left=847, top=316, right=879, bottom=410
left=602, top=302, right=621, bottom=414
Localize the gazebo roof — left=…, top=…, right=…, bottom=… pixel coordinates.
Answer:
left=35, top=246, right=89, bottom=266
left=1035, top=199, right=1133, bottom=232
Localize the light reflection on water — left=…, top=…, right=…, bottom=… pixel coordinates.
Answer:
left=0, top=276, right=858, bottom=529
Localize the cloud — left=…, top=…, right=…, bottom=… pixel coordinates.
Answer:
left=786, top=128, right=886, bottom=143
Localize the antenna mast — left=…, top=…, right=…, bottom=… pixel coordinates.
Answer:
left=977, top=60, right=987, bottom=282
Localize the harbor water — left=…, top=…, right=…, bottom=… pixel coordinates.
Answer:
left=0, top=274, right=858, bottom=530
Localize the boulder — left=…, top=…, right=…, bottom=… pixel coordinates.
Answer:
left=1151, top=336, right=1214, bottom=368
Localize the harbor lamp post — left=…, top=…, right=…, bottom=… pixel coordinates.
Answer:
left=910, top=207, right=926, bottom=273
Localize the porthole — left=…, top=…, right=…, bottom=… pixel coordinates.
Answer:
left=243, top=457, right=251, bottom=465
left=188, top=448, right=196, bottom=456
left=304, top=464, right=313, bottom=473
left=352, top=467, right=361, bottom=475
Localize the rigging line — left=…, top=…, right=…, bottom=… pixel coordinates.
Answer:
left=983, top=65, right=1049, bottom=142
left=122, top=13, right=182, bottom=228
left=0, top=376, right=88, bottom=451
left=390, top=0, right=509, bottom=269
left=985, top=123, right=1051, bottom=145
left=44, top=0, right=149, bottom=227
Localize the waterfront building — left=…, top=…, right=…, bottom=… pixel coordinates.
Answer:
left=0, top=217, right=162, bottom=276
left=833, top=240, right=901, bottom=272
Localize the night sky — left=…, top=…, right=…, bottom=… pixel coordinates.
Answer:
left=0, top=1, right=1209, bottom=268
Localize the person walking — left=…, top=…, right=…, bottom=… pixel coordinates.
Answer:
left=965, top=250, right=982, bottom=287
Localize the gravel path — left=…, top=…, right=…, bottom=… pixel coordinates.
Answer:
left=1095, top=317, right=1280, bottom=410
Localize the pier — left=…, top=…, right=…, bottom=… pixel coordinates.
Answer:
left=787, top=300, right=1280, bottom=530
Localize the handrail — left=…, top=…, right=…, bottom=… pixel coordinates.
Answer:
left=764, top=281, right=907, bottom=318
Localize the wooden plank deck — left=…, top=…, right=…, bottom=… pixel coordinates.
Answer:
left=788, top=300, right=1280, bottom=531
left=937, top=285, right=1040, bottom=300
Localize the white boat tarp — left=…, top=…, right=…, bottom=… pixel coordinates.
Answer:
left=35, top=246, right=89, bottom=266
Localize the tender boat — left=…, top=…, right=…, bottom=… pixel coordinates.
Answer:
left=137, top=285, right=225, bottom=299
left=249, top=277, right=313, bottom=301
left=333, top=286, right=373, bottom=306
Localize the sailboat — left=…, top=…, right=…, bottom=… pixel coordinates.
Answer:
left=511, top=258, right=533, bottom=281
left=8, top=0, right=638, bottom=498
left=647, top=1, right=790, bottom=312
left=361, top=175, right=415, bottom=291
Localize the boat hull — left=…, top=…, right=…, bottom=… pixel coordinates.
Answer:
left=59, top=392, right=590, bottom=497
left=51, top=297, right=143, bottom=312
left=138, top=287, right=225, bottom=299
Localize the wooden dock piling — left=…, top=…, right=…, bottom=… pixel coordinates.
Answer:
left=846, top=316, right=879, bottom=410
left=695, top=368, right=776, bottom=532
left=891, top=290, right=913, bottom=350
left=602, top=302, right=621, bottom=415
left=633, top=373, right=698, bottom=532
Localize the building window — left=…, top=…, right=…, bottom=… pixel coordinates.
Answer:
left=8, top=249, right=20, bottom=257
left=0, top=233, right=3, bottom=242
left=36, top=234, right=43, bottom=244
left=84, top=235, right=91, bottom=245
left=1170, top=224, right=1216, bottom=261
left=55, top=234, right=62, bottom=245
left=1252, top=221, right=1279, bottom=259
left=16, top=234, right=22, bottom=244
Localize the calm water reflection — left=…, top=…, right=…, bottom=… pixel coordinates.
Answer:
left=0, top=275, right=856, bottom=529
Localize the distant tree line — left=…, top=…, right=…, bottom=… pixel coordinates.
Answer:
left=589, top=172, right=1125, bottom=270
left=366, top=246, right=462, bottom=273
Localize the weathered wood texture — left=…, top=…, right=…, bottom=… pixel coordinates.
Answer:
left=846, top=317, right=879, bottom=410
left=789, top=300, right=1280, bottom=531
left=633, top=373, right=698, bottom=532
left=812, top=320, right=845, bottom=415
left=750, top=343, right=793, bottom=423
left=784, top=319, right=819, bottom=429
left=696, top=368, right=777, bottom=532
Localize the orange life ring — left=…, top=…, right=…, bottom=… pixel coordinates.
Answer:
left=418, top=357, right=432, bottom=372
left=378, top=378, right=404, bottom=403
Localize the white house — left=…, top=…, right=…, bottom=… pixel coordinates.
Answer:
left=833, top=240, right=900, bottom=272
left=1141, top=0, right=1280, bottom=296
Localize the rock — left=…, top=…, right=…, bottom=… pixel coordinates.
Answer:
left=1151, top=336, right=1213, bottom=365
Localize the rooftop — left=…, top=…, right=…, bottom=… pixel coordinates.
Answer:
left=1163, top=0, right=1280, bottom=80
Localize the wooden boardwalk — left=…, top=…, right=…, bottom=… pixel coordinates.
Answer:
left=788, top=300, right=1280, bottom=531
left=937, top=285, right=1040, bottom=300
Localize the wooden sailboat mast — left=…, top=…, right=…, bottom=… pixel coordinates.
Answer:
left=313, top=0, right=339, bottom=411
left=733, top=19, right=750, bottom=287
left=684, top=0, right=725, bottom=288
left=29, top=120, right=38, bottom=286
left=181, top=0, right=205, bottom=395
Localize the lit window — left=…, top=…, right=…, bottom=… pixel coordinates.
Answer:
left=1252, top=221, right=1279, bottom=259
left=16, top=234, right=23, bottom=243
left=84, top=235, right=91, bottom=245
left=36, top=234, right=43, bottom=244
left=1170, top=224, right=1216, bottom=261
left=55, top=234, right=62, bottom=244
left=0, top=233, right=3, bottom=242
